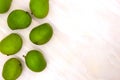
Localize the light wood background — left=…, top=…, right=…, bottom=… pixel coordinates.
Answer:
left=0, top=0, right=120, bottom=80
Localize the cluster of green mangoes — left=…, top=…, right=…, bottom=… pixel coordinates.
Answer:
left=0, top=0, right=53, bottom=79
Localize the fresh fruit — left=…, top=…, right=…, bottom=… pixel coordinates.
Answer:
left=2, top=58, right=22, bottom=80
left=24, top=50, right=47, bottom=72
left=0, top=33, right=23, bottom=55
left=0, top=0, right=12, bottom=13
left=30, top=23, right=53, bottom=45
left=7, top=10, right=32, bottom=30
left=30, top=0, right=49, bottom=18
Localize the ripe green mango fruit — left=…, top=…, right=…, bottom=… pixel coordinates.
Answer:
left=7, top=10, right=32, bottom=30
left=29, top=23, right=53, bottom=45
left=25, top=50, right=47, bottom=72
left=2, top=58, right=22, bottom=80
left=30, top=0, right=49, bottom=18
left=0, top=0, right=12, bottom=13
left=0, top=33, right=23, bottom=55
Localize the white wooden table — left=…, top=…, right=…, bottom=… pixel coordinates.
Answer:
left=0, top=0, right=120, bottom=80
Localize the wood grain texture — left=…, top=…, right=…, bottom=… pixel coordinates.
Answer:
left=1, top=0, right=120, bottom=80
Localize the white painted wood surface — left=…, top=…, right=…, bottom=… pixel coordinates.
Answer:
left=0, top=0, right=120, bottom=80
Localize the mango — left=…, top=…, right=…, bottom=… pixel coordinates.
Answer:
left=0, top=0, right=12, bottom=13
left=29, top=23, right=53, bottom=45
left=2, top=58, right=22, bottom=80
left=7, top=10, right=32, bottom=30
left=24, top=50, right=47, bottom=72
left=30, top=0, right=49, bottom=18
left=0, top=33, right=23, bottom=55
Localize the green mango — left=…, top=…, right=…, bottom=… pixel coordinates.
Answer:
left=7, top=10, right=32, bottom=30
left=30, top=0, right=49, bottom=18
left=0, top=0, right=12, bottom=13
left=0, top=33, right=23, bottom=55
left=2, top=58, right=22, bottom=80
left=29, top=23, right=53, bottom=45
left=25, top=50, right=47, bottom=72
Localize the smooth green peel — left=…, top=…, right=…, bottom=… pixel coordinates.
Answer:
left=0, top=33, right=23, bottom=55
left=30, top=23, right=53, bottom=45
left=7, top=10, right=32, bottom=30
left=2, top=58, right=22, bottom=80
left=25, top=50, right=47, bottom=72
left=0, top=0, right=12, bottom=13
left=30, top=0, right=49, bottom=18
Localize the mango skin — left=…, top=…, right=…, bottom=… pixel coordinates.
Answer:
left=2, top=58, right=22, bottom=80
left=0, top=33, right=23, bottom=55
left=0, top=0, right=12, bottom=13
left=30, top=0, right=49, bottom=18
left=30, top=23, right=53, bottom=45
left=25, top=50, right=47, bottom=72
left=7, top=10, right=32, bottom=30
